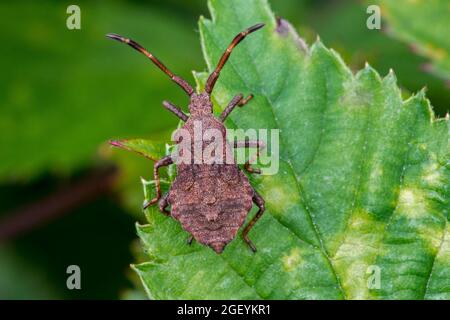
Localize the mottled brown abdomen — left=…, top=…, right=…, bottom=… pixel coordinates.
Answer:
left=168, top=164, right=254, bottom=253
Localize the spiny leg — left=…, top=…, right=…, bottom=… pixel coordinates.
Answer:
left=158, top=193, right=170, bottom=216
left=234, top=140, right=266, bottom=174
left=238, top=94, right=254, bottom=107
left=143, top=155, right=173, bottom=210
left=163, top=100, right=188, bottom=122
left=205, top=23, right=265, bottom=94
left=243, top=191, right=265, bottom=252
left=219, top=93, right=254, bottom=122
left=106, top=33, right=194, bottom=96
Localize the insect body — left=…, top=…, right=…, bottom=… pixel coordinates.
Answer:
left=107, top=23, right=266, bottom=253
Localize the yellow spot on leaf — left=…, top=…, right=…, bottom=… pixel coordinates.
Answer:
left=422, top=162, right=443, bottom=186
left=369, top=164, right=384, bottom=182
left=282, top=248, right=302, bottom=272
left=423, top=171, right=442, bottom=186
left=398, top=187, right=427, bottom=218
left=259, top=174, right=300, bottom=214
left=333, top=209, right=384, bottom=299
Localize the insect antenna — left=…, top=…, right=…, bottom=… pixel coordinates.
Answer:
left=106, top=33, right=194, bottom=96
left=205, top=23, right=265, bottom=94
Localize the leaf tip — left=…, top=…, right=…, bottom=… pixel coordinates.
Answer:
left=311, top=37, right=325, bottom=52
left=404, top=87, right=437, bottom=123
left=135, top=221, right=143, bottom=232
left=130, top=263, right=146, bottom=275
left=275, top=17, right=309, bottom=53
left=383, top=68, right=398, bottom=84
left=418, top=86, right=428, bottom=97
left=362, top=61, right=375, bottom=72
left=198, top=14, right=210, bottom=29
left=140, top=176, right=149, bottom=185
left=356, top=61, right=380, bottom=83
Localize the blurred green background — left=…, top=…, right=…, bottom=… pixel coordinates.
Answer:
left=0, top=0, right=448, bottom=299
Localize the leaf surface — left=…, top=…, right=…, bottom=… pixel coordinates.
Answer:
left=126, top=0, right=450, bottom=299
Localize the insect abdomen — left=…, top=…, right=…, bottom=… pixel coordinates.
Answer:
left=169, top=166, right=253, bottom=253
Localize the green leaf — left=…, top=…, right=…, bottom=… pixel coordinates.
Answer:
left=377, top=0, right=450, bottom=81
left=110, top=139, right=166, bottom=161
left=126, top=0, right=450, bottom=299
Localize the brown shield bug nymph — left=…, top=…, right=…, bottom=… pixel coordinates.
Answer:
left=107, top=23, right=266, bottom=254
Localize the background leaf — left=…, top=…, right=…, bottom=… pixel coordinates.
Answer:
left=377, top=0, right=450, bottom=82
left=0, top=0, right=202, bottom=180
left=131, top=0, right=450, bottom=299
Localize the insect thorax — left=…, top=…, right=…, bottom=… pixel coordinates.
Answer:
left=173, top=114, right=234, bottom=167
left=188, top=93, right=213, bottom=116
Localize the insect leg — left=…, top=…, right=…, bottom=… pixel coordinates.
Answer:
left=157, top=193, right=170, bottom=216
left=205, top=23, right=265, bottom=94
left=234, top=140, right=266, bottom=174
left=242, top=191, right=265, bottom=252
left=163, top=100, right=188, bottom=122
left=143, top=155, right=173, bottom=210
left=187, top=235, right=194, bottom=245
left=219, top=94, right=253, bottom=122
left=238, top=94, right=254, bottom=107
left=106, top=34, right=194, bottom=96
